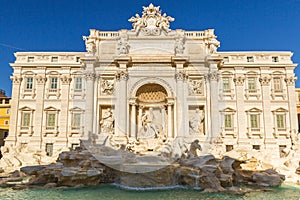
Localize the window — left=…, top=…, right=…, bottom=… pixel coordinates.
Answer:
left=250, top=114, right=259, bottom=129
left=74, top=77, right=82, bottom=90
left=6, top=108, right=10, bottom=114
left=50, top=77, right=58, bottom=89
left=253, top=145, right=260, bottom=150
left=222, top=77, right=230, bottom=92
left=47, top=113, right=56, bottom=128
left=45, top=143, right=53, bottom=157
left=226, top=145, right=233, bottom=152
left=22, top=113, right=31, bottom=127
left=72, top=113, right=81, bottom=128
left=224, top=114, right=233, bottom=129
left=28, top=57, right=34, bottom=62
left=273, top=77, right=282, bottom=92
left=51, top=57, right=58, bottom=62
left=248, top=77, right=256, bottom=91
left=26, top=77, right=33, bottom=89
left=247, top=56, right=254, bottom=62
left=276, top=114, right=286, bottom=129
left=4, top=120, right=8, bottom=125
left=272, top=56, right=279, bottom=62
left=76, top=57, right=80, bottom=62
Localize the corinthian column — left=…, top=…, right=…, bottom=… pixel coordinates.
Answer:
left=81, top=56, right=97, bottom=140
left=206, top=55, right=222, bottom=143
left=114, top=56, right=131, bottom=139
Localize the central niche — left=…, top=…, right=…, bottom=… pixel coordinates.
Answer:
left=134, top=84, right=168, bottom=144
left=136, top=83, right=167, bottom=103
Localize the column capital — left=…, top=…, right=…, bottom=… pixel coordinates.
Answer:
left=233, top=75, right=245, bottom=86
left=84, top=71, right=96, bottom=81
left=204, top=71, right=219, bottom=82
left=10, top=76, right=22, bottom=84
left=175, top=71, right=188, bottom=81
left=285, top=75, right=296, bottom=86
left=259, top=75, right=271, bottom=86
left=60, top=75, right=72, bottom=84
left=115, top=70, right=128, bottom=81
left=35, top=76, right=47, bottom=84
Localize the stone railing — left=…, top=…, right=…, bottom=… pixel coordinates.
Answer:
left=184, top=31, right=206, bottom=38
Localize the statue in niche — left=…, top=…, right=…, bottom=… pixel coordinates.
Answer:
left=189, top=108, right=205, bottom=134
left=138, top=107, right=159, bottom=139
left=100, top=108, right=114, bottom=134
left=101, top=80, right=114, bottom=95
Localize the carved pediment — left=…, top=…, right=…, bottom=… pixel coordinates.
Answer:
left=128, top=3, right=174, bottom=36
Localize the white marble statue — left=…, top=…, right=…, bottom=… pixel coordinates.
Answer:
left=100, top=108, right=114, bottom=134
left=189, top=108, right=205, bottom=134
left=138, top=107, right=159, bottom=139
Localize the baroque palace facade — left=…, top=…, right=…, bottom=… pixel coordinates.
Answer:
left=5, top=4, right=298, bottom=159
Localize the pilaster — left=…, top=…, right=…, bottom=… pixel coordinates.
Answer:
left=233, top=74, right=248, bottom=147
left=285, top=75, right=298, bottom=144
left=58, top=75, right=71, bottom=147
left=259, top=74, right=274, bottom=146
left=32, top=73, right=46, bottom=149
left=6, top=76, right=22, bottom=145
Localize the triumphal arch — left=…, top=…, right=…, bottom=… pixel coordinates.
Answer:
left=81, top=3, right=221, bottom=152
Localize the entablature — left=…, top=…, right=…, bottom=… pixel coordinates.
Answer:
left=11, top=52, right=85, bottom=67
left=219, top=52, right=295, bottom=67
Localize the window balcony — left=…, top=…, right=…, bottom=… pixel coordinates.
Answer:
left=21, top=88, right=36, bottom=99
left=19, top=126, right=34, bottom=136
left=247, top=127, right=263, bottom=138
left=69, top=126, right=84, bottom=137
left=271, top=89, right=286, bottom=100
left=219, top=89, right=235, bottom=100
left=220, top=127, right=237, bottom=138
left=273, top=127, right=290, bottom=138
left=43, top=126, right=59, bottom=136
left=245, top=89, right=260, bottom=100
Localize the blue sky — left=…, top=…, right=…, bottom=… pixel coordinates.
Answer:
left=0, top=0, right=299, bottom=97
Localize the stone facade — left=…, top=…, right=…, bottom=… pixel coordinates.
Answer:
left=4, top=4, right=298, bottom=161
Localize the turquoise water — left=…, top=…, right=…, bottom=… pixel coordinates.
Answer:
left=1, top=183, right=300, bottom=200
